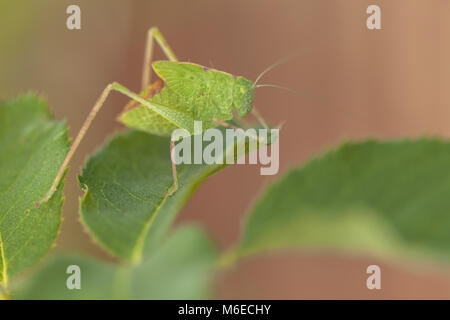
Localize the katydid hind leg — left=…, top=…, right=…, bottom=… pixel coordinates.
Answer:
left=141, top=27, right=179, bottom=91
left=36, top=83, right=116, bottom=207
left=37, top=82, right=180, bottom=207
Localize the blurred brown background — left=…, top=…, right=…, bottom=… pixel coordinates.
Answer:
left=1, top=0, right=450, bottom=299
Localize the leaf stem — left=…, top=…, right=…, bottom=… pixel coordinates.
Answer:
left=0, top=232, right=8, bottom=290
left=0, top=284, right=9, bottom=300
left=216, top=249, right=240, bottom=269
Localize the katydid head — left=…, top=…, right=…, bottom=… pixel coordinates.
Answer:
left=232, top=76, right=256, bottom=117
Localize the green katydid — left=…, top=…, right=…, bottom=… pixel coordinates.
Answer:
left=37, top=27, right=287, bottom=206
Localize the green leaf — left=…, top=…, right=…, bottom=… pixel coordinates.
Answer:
left=79, top=128, right=259, bottom=262
left=14, top=226, right=217, bottom=299
left=229, top=139, right=450, bottom=263
left=0, top=94, right=69, bottom=288
left=13, top=254, right=116, bottom=300
left=130, top=225, right=217, bottom=299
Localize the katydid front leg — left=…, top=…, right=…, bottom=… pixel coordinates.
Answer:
left=251, top=107, right=269, bottom=130
left=167, top=139, right=179, bottom=196
left=36, top=82, right=185, bottom=207
left=214, top=119, right=268, bottom=144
